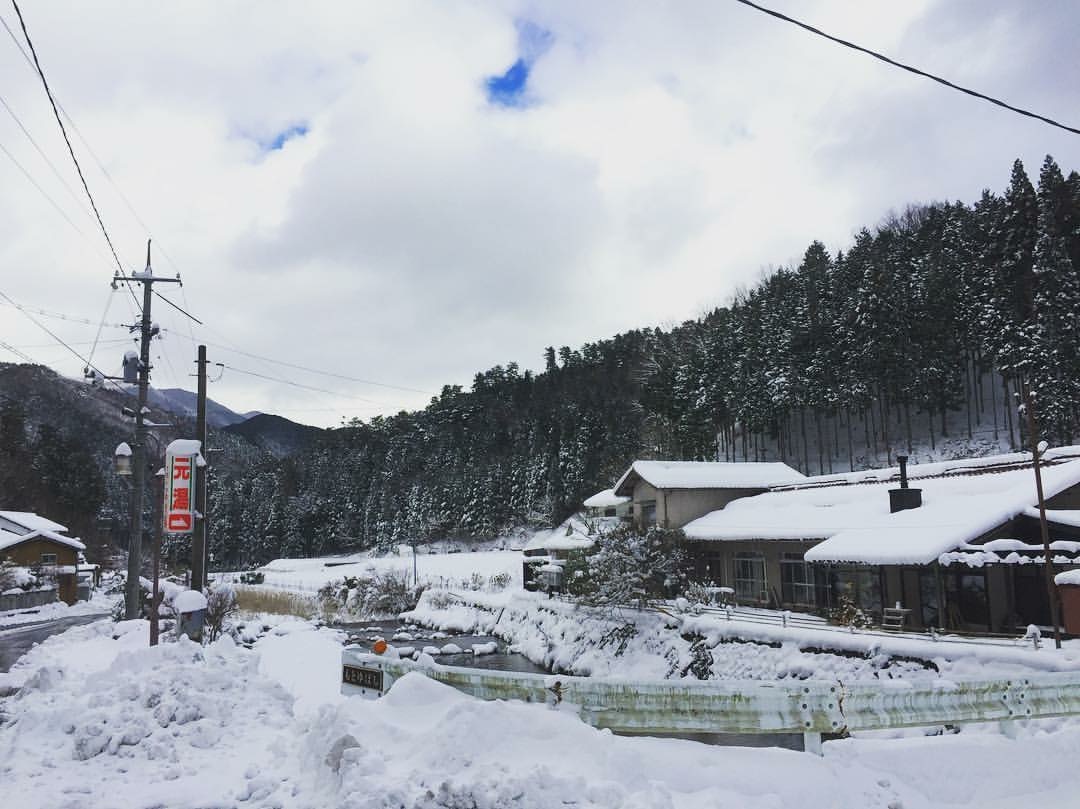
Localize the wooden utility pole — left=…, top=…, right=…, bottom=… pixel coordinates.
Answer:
left=1021, top=380, right=1063, bottom=649
left=192, top=345, right=209, bottom=591
left=116, top=241, right=182, bottom=620
left=151, top=468, right=163, bottom=646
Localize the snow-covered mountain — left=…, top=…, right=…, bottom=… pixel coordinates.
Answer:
left=143, top=387, right=249, bottom=429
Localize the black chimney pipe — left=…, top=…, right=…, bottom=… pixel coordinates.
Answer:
left=889, top=454, right=922, bottom=513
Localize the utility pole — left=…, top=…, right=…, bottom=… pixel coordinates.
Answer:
left=1021, top=380, right=1063, bottom=649
left=151, top=467, right=164, bottom=646
left=191, top=344, right=209, bottom=592
left=116, top=241, right=182, bottom=620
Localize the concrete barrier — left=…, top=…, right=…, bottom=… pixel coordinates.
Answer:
left=341, top=647, right=1080, bottom=754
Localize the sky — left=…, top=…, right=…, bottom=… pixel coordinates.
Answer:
left=0, top=1, right=1077, bottom=427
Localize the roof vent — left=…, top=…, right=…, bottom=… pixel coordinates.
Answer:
left=889, top=455, right=922, bottom=513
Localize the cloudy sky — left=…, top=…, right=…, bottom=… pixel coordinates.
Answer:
left=1, top=1, right=1077, bottom=427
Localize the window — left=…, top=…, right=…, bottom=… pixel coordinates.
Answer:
left=829, top=566, right=882, bottom=616
left=604, top=507, right=616, bottom=517
left=40, top=553, right=58, bottom=565
left=734, top=552, right=766, bottom=602
left=780, top=553, right=818, bottom=606
left=641, top=500, right=657, bottom=527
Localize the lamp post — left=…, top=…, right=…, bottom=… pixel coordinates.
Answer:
left=115, top=439, right=166, bottom=647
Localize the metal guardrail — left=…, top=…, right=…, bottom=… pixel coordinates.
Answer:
left=341, top=648, right=1080, bottom=754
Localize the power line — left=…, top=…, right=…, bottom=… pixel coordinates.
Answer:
left=732, top=0, right=1080, bottom=137
left=171, top=331, right=433, bottom=395
left=0, top=287, right=135, bottom=402
left=152, top=289, right=202, bottom=324
left=217, top=363, right=390, bottom=405
left=0, top=89, right=89, bottom=214
left=9, top=1, right=132, bottom=273
left=0, top=137, right=89, bottom=237
left=0, top=298, right=132, bottom=329
left=0, top=338, right=37, bottom=364
left=6, top=337, right=130, bottom=349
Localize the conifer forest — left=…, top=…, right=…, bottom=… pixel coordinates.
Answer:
left=208, top=156, right=1080, bottom=566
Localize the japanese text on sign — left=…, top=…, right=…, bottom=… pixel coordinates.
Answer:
left=165, top=453, right=196, bottom=534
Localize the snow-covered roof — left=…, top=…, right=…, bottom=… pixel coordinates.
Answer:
left=773, top=446, right=1080, bottom=492
left=1056, top=568, right=1080, bottom=587
left=613, top=461, right=805, bottom=495
left=0, top=511, right=68, bottom=534
left=1024, top=508, right=1080, bottom=529
left=683, top=458, right=1080, bottom=566
left=583, top=488, right=630, bottom=509
left=0, top=527, right=86, bottom=553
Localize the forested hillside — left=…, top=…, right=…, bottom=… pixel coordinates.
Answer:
left=205, top=155, right=1080, bottom=566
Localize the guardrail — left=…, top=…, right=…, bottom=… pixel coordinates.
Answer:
left=341, top=648, right=1080, bottom=754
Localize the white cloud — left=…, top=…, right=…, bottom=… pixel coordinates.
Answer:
left=0, top=0, right=1077, bottom=425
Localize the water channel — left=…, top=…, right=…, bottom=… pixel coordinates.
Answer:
left=333, top=618, right=548, bottom=674
left=332, top=617, right=805, bottom=750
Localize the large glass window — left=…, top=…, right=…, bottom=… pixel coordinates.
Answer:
left=780, top=553, right=818, bottom=606
left=945, top=571, right=989, bottom=629
left=918, top=569, right=940, bottom=628
left=829, top=566, right=882, bottom=616
left=734, top=552, right=767, bottom=602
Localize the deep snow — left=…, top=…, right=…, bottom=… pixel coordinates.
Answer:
left=4, top=617, right=1080, bottom=807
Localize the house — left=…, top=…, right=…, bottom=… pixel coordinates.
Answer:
left=680, top=449, right=1080, bottom=633
left=582, top=488, right=632, bottom=521
left=0, top=511, right=87, bottom=605
left=612, top=460, right=806, bottom=530
left=521, top=522, right=595, bottom=592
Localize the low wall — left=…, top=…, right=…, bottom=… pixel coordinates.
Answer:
left=0, top=589, right=58, bottom=612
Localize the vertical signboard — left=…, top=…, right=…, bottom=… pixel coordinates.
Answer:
left=165, top=451, right=197, bottom=534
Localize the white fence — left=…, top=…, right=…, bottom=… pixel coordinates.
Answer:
left=341, top=649, right=1080, bottom=754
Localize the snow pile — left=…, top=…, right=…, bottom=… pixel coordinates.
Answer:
left=2, top=625, right=300, bottom=808
left=7, top=615, right=1080, bottom=807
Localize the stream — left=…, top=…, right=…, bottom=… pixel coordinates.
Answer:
left=333, top=618, right=548, bottom=674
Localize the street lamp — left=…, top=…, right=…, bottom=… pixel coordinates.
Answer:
left=114, top=442, right=133, bottom=476
left=114, top=437, right=166, bottom=646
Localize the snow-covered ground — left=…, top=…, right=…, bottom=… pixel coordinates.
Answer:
left=232, top=549, right=526, bottom=593
left=4, top=616, right=1080, bottom=807
left=403, top=590, right=1080, bottom=681
left=0, top=589, right=114, bottom=629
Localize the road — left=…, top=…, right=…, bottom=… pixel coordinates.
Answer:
left=0, top=614, right=106, bottom=674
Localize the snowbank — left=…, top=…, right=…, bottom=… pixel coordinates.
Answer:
left=6, top=613, right=1080, bottom=807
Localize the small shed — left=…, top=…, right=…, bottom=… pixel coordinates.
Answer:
left=0, top=512, right=87, bottom=606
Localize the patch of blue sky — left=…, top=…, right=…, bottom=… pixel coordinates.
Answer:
left=260, top=123, right=309, bottom=152
left=485, top=20, right=554, bottom=108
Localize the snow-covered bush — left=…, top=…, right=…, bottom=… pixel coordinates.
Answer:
left=204, top=584, right=239, bottom=642
left=828, top=594, right=872, bottom=630
left=571, top=526, right=687, bottom=607
left=683, top=581, right=713, bottom=608
left=317, top=569, right=426, bottom=620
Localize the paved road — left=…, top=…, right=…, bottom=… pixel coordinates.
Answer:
left=0, top=614, right=106, bottom=673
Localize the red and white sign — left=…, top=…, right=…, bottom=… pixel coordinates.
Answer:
left=165, top=452, right=197, bottom=534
